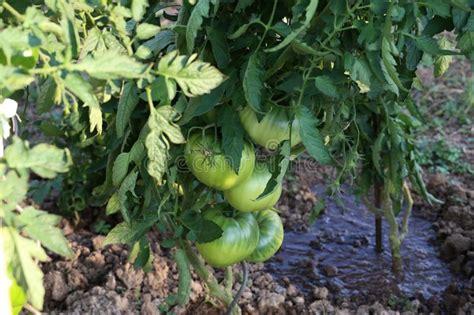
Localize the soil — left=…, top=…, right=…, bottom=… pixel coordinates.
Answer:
left=39, top=167, right=474, bottom=315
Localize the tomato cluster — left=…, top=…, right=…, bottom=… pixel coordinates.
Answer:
left=185, top=106, right=299, bottom=267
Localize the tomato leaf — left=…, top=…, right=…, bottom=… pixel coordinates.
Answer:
left=265, top=0, right=319, bottom=52
left=116, top=81, right=140, bottom=138
left=295, top=105, right=332, bottom=165
left=17, top=206, right=74, bottom=257
left=37, top=77, right=57, bottom=113
left=158, top=50, right=226, bottom=97
left=132, top=0, right=149, bottom=22
left=257, top=141, right=290, bottom=200
left=217, top=106, right=245, bottom=173
left=243, top=53, right=264, bottom=112
left=135, top=30, right=175, bottom=60
left=314, top=75, right=339, bottom=98
left=3, top=227, right=49, bottom=310
left=64, top=72, right=103, bottom=134
left=180, top=211, right=223, bottom=243
left=113, top=152, right=131, bottom=187
left=186, top=0, right=210, bottom=54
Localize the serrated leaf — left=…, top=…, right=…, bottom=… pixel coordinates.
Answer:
left=381, top=38, right=404, bottom=95
left=266, top=0, right=319, bottom=52
left=414, top=36, right=446, bottom=55
left=434, top=37, right=454, bottom=77
left=59, top=0, right=79, bottom=60
left=79, top=28, right=103, bottom=60
left=146, top=112, right=168, bottom=184
left=104, top=221, right=154, bottom=245
left=72, top=50, right=146, bottom=79
left=155, top=106, right=186, bottom=144
left=426, top=0, right=451, bottom=17
left=145, top=76, right=176, bottom=105
left=257, top=142, right=290, bottom=199
left=116, top=82, right=140, bottom=138
left=136, top=23, right=161, bottom=40
left=37, top=77, right=57, bottom=113
left=64, top=72, right=103, bottom=133
left=235, top=0, right=254, bottom=11
left=0, top=65, right=35, bottom=95
left=18, top=207, right=74, bottom=257
left=9, top=273, right=26, bottom=315
left=135, top=30, right=175, bottom=60
left=4, top=137, right=71, bottom=178
left=106, top=193, right=121, bottom=215
left=132, top=0, right=149, bottom=21
left=314, top=76, right=339, bottom=98
left=243, top=53, right=264, bottom=112
left=180, top=84, right=225, bottom=124
left=3, top=227, right=48, bottom=310
left=158, top=50, right=226, bottom=97
left=186, top=0, right=210, bottom=54
left=179, top=210, right=223, bottom=242
left=217, top=106, right=244, bottom=172
left=113, top=152, right=131, bottom=187
left=118, top=170, right=138, bottom=223
left=295, top=105, right=332, bottom=165
left=209, top=27, right=230, bottom=68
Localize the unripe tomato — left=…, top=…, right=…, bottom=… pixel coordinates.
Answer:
left=247, top=209, right=284, bottom=263
left=196, top=207, right=259, bottom=268
left=184, top=133, right=256, bottom=190
left=239, top=106, right=301, bottom=150
left=224, top=162, right=282, bottom=212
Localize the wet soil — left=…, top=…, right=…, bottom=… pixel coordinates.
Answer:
left=267, top=184, right=470, bottom=306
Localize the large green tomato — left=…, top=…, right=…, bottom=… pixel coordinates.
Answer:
left=224, top=162, right=282, bottom=212
left=239, top=106, right=301, bottom=150
left=185, top=133, right=256, bottom=190
left=196, top=207, right=259, bottom=268
left=247, top=209, right=284, bottom=263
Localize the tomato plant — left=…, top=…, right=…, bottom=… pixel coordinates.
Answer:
left=0, top=0, right=473, bottom=314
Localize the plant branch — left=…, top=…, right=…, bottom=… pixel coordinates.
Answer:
left=225, top=266, right=233, bottom=294
left=2, top=2, right=25, bottom=21
left=183, top=242, right=233, bottom=307
left=400, top=182, right=413, bottom=241
left=225, top=262, right=248, bottom=315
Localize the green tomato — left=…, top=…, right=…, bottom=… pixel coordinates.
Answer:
left=224, top=162, right=282, bottom=212
left=247, top=209, right=284, bottom=263
left=239, top=106, right=301, bottom=150
left=185, top=133, right=256, bottom=190
left=196, top=207, right=259, bottom=268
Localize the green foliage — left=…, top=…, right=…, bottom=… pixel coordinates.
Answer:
left=1, top=138, right=72, bottom=311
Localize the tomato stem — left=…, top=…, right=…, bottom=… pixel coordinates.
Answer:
left=225, top=262, right=248, bottom=315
